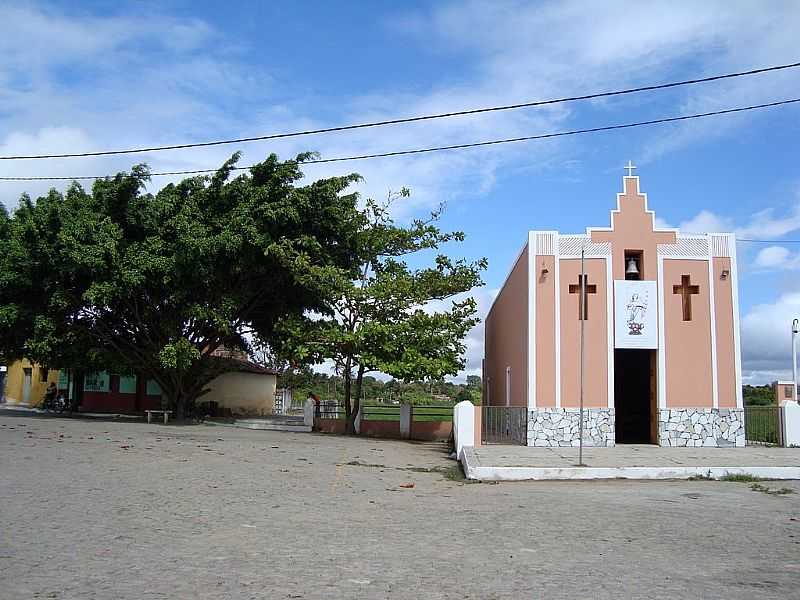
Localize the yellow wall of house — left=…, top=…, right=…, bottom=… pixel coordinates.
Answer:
left=203, top=372, right=277, bottom=416
left=3, top=359, right=60, bottom=407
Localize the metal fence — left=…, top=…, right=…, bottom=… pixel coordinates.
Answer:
left=314, top=402, right=454, bottom=422
left=482, top=406, right=527, bottom=445
left=318, top=400, right=345, bottom=419
left=744, top=406, right=781, bottom=446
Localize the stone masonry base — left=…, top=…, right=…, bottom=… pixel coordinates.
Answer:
left=527, top=407, right=745, bottom=448
left=658, top=408, right=745, bottom=447
left=527, top=408, right=615, bottom=447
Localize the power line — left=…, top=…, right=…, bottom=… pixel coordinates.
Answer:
left=1, top=97, right=797, bottom=182
left=739, top=238, right=800, bottom=243
left=2, top=61, right=800, bottom=161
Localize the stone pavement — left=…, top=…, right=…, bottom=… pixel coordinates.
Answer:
left=2, top=413, right=800, bottom=599
left=465, top=444, right=800, bottom=480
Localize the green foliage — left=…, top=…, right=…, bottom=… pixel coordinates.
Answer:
left=0, top=153, right=363, bottom=418
left=159, top=338, right=200, bottom=372
left=454, top=388, right=473, bottom=403
left=750, top=483, right=794, bottom=495
left=743, top=384, right=775, bottom=406
left=275, top=369, right=479, bottom=406
left=272, top=190, right=486, bottom=432
left=720, top=474, right=762, bottom=482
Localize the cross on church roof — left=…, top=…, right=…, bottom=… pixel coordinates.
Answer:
left=624, top=160, right=636, bottom=177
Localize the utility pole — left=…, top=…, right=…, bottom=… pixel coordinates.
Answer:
left=579, top=246, right=586, bottom=466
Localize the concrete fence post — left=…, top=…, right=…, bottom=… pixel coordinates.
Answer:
left=453, top=401, right=475, bottom=459
left=303, top=398, right=315, bottom=429
left=781, top=400, right=800, bottom=447
left=400, top=403, right=412, bottom=439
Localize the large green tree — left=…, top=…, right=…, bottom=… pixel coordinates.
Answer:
left=0, top=153, right=363, bottom=418
left=273, top=190, right=486, bottom=433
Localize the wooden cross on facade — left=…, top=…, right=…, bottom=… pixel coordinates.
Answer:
left=672, top=274, right=699, bottom=321
left=568, top=274, right=597, bottom=320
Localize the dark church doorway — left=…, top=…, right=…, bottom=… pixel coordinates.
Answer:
left=614, top=349, right=657, bottom=443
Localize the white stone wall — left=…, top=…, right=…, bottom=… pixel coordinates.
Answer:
left=528, top=408, right=615, bottom=447
left=658, top=408, right=745, bottom=447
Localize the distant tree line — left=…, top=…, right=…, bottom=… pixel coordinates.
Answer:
left=275, top=367, right=481, bottom=406
left=742, top=384, right=775, bottom=406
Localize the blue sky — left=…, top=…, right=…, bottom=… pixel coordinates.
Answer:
left=1, top=1, right=799, bottom=383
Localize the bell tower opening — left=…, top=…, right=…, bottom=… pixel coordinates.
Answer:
left=624, top=250, right=643, bottom=280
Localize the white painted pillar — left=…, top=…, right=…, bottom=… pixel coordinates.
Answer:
left=780, top=400, right=800, bottom=447
left=400, top=403, right=412, bottom=439
left=453, top=401, right=475, bottom=459
left=303, top=398, right=315, bottom=428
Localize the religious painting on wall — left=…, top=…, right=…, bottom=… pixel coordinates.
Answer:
left=614, top=280, right=658, bottom=349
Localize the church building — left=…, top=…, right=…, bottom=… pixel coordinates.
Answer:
left=484, top=166, right=744, bottom=447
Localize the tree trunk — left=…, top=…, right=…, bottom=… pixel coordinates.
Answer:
left=352, top=364, right=365, bottom=431
left=160, top=370, right=212, bottom=423
left=345, top=363, right=365, bottom=435
left=343, top=356, right=357, bottom=435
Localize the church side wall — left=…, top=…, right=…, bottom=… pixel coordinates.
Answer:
left=534, top=255, right=556, bottom=407
left=658, top=257, right=743, bottom=446
left=713, top=257, right=738, bottom=408
left=484, top=245, right=528, bottom=407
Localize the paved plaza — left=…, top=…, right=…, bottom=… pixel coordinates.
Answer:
left=1, top=412, right=800, bottom=599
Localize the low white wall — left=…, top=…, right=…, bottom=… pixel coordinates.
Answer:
left=204, top=372, right=277, bottom=417
left=453, top=401, right=475, bottom=459
left=781, top=401, right=800, bottom=447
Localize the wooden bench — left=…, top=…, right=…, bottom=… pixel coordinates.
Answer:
left=145, top=410, right=172, bottom=424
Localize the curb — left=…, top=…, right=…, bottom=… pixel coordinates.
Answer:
left=460, top=448, right=800, bottom=481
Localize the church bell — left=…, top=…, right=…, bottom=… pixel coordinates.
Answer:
left=625, top=257, right=639, bottom=276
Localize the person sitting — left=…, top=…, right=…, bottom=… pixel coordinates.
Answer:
left=43, top=382, right=57, bottom=409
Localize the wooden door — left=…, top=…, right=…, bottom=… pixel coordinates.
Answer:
left=649, top=351, right=658, bottom=444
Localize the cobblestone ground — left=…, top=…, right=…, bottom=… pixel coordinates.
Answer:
left=1, top=413, right=799, bottom=599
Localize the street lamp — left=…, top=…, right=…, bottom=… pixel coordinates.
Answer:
left=793, top=319, right=799, bottom=401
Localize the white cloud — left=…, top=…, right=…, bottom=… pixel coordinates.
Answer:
left=753, top=246, right=797, bottom=269
left=676, top=210, right=734, bottom=234
left=397, top=1, right=800, bottom=166
left=4, top=1, right=800, bottom=217
left=658, top=192, right=800, bottom=246
left=740, top=292, right=800, bottom=383
left=739, top=204, right=800, bottom=239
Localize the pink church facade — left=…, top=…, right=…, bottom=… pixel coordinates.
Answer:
left=484, top=172, right=744, bottom=447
